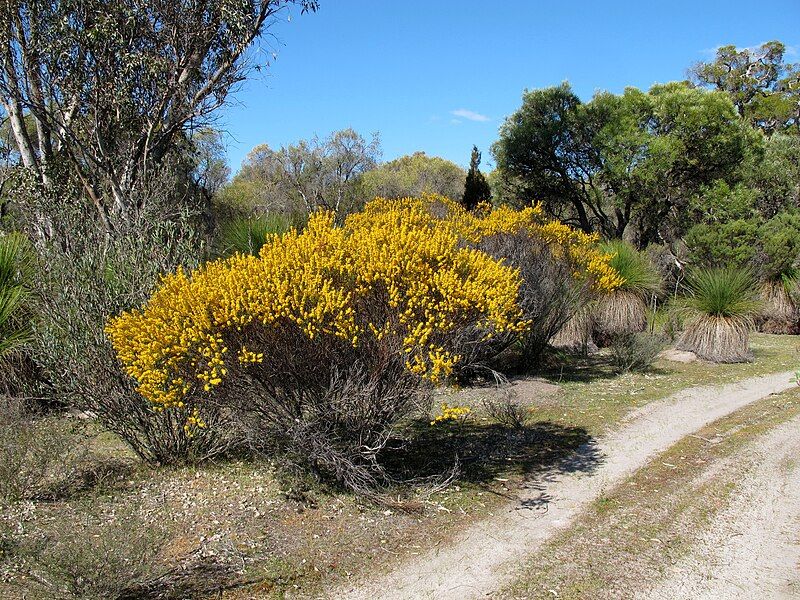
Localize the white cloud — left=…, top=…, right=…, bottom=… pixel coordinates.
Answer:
left=451, top=108, right=490, bottom=122
left=450, top=118, right=462, bottom=125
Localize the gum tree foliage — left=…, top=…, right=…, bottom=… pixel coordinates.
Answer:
left=493, top=82, right=760, bottom=244
left=219, top=128, right=381, bottom=217
left=0, top=0, right=318, bottom=235
left=358, top=151, right=466, bottom=202
left=461, top=145, right=491, bottom=210
left=742, top=133, right=800, bottom=217
left=690, top=41, right=800, bottom=135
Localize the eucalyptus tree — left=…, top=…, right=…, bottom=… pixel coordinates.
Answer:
left=221, top=129, right=381, bottom=218
left=690, top=41, right=800, bottom=134
left=0, top=0, right=318, bottom=234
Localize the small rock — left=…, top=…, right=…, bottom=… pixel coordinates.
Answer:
left=658, top=349, right=698, bottom=363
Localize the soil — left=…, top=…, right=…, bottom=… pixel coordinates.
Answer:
left=638, top=414, right=800, bottom=600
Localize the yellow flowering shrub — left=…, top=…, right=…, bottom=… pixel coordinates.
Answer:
left=430, top=402, right=472, bottom=425
left=352, top=195, right=621, bottom=370
left=106, top=195, right=618, bottom=489
left=107, top=208, right=526, bottom=410
left=354, top=195, right=622, bottom=293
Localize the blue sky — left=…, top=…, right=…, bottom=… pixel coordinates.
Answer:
left=219, top=0, right=800, bottom=174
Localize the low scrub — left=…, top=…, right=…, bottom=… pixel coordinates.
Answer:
left=5, top=499, right=169, bottom=600
left=608, top=332, right=667, bottom=374
left=478, top=231, right=592, bottom=369
left=0, top=397, right=82, bottom=502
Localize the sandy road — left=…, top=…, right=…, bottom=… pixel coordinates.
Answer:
left=639, top=413, right=800, bottom=600
left=335, top=370, right=797, bottom=600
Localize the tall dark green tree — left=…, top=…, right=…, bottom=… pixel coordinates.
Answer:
left=461, top=146, right=492, bottom=210
left=493, top=82, right=759, bottom=243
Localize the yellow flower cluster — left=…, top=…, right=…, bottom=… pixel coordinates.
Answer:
left=430, top=402, right=472, bottom=425
left=107, top=204, right=527, bottom=409
left=183, top=407, right=206, bottom=435
left=358, top=195, right=623, bottom=292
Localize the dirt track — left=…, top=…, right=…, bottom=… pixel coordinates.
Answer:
left=639, top=413, right=800, bottom=600
left=336, top=370, right=797, bottom=600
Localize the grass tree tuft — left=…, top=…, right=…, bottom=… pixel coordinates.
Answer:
left=593, top=240, right=662, bottom=342
left=676, top=267, right=762, bottom=363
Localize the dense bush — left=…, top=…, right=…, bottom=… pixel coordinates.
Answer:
left=108, top=195, right=619, bottom=491
left=478, top=231, right=591, bottom=368
left=28, top=178, right=235, bottom=465
left=108, top=202, right=524, bottom=490
left=685, top=185, right=800, bottom=333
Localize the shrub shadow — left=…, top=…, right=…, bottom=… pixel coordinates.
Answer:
left=535, top=352, right=675, bottom=384
left=382, top=419, right=601, bottom=493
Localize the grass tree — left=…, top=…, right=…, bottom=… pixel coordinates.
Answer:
left=0, top=233, right=34, bottom=392
left=756, top=211, right=800, bottom=334
left=676, top=267, right=762, bottom=363
left=593, top=240, right=662, bottom=342
left=215, top=214, right=293, bottom=257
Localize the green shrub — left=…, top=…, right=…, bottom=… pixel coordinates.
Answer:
left=601, top=240, right=662, bottom=296
left=684, top=218, right=760, bottom=270
left=608, top=332, right=667, bottom=374
left=30, top=181, right=235, bottom=465
left=758, top=210, right=800, bottom=280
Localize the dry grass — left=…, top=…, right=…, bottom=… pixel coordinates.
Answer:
left=551, top=304, right=594, bottom=352
left=678, top=315, right=752, bottom=363
left=759, top=280, right=798, bottom=334
left=593, top=290, right=648, bottom=339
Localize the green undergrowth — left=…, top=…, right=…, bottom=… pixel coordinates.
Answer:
left=531, top=333, right=798, bottom=436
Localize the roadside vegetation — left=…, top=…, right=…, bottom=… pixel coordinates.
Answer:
left=0, top=2, right=797, bottom=596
